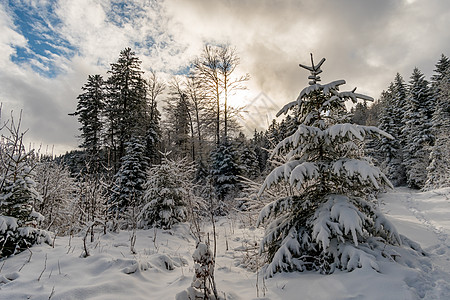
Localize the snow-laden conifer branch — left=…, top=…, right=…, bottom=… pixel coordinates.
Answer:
left=258, top=161, right=320, bottom=196
left=277, top=79, right=375, bottom=118
left=332, top=159, right=393, bottom=189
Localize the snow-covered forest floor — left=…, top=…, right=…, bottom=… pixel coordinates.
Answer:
left=1, top=187, right=449, bottom=300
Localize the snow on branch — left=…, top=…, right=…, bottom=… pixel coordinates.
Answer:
left=277, top=80, right=375, bottom=117
left=332, top=159, right=393, bottom=189
left=312, top=195, right=367, bottom=249
left=298, top=80, right=347, bottom=100
left=289, top=162, right=319, bottom=190
left=339, top=244, right=379, bottom=272
left=276, top=100, right=301, bottom=117
left=273, top=124, right=392, bottom=158
left=329, top=89, right=374, bottom=103
left=258, top=161, right=320, bottom=196
left=372, top=210, right=402, bottom=245
left=325, top=123, right=394, bottom=141
left=258, top=161, right=302, bottom=196
left=272, top=125, right=321, bottom=157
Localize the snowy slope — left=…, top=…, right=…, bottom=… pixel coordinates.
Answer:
left=0, top=188, right=449, bottom=300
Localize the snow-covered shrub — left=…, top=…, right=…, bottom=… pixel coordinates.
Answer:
left=257, top=55, right=401, bottom=276
left=34, top=160, right=78, bottom=234
left=0, top=113, right=50, bottom=257
left=0, top=215, right=50, bottom=258
left=74, top=170, right=109, bottom=243
left=176, top=242, right=219, bottom=300
left=139, top=155, right=203, bottom=229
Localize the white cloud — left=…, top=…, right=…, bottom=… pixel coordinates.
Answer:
left=0, top=4, right=27, bottom=66
left=0, top=0, right=449, bottom=154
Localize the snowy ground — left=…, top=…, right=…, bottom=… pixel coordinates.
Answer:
left=1, top=188, right=449, bottom=300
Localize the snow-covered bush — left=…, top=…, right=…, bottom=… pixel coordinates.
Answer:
left=139, top=155, right=203, bottom=229
left=34, top=160, right=78, bottom=234
left=257, top=55, right=401, bottom=276
left=0, top=114, right=50, bottom=258
left=176, top=242, right=219, bottom=300
left=0, top=215, right=50, bottom=258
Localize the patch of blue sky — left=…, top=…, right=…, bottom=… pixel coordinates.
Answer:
left=8, top=0, right=77, bottom=78
left=134, top=36, right=156, bottom=52
left=107, top=1, right=146, bottom=28
left=174, top=64, right=192, bottom=76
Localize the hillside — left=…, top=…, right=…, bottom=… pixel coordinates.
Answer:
left=1, top=188, right=449, bottom=300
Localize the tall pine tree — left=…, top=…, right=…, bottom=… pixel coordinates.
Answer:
left=402, top=68, right=433, bottom=188
left=109, top=135, right=148, bottom=215
left=105, top=48, right=147, bottom=171
left=70, top=74, right=105, bottom=171
left=378, top=76, right=407, bottom=186
left=426, top=55, right=450, bottom=189
left=210, top=138, right=241, bottom=206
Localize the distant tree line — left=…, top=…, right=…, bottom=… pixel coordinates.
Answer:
left=65, top=45, right=259, bottom=232
left=1, top=47, right=448, bottom=263
left=347, top=55, right=449, bottom=189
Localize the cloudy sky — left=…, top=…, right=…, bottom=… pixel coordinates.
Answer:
left=0, top=0, right=449, bottom=154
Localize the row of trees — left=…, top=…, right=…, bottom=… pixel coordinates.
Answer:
left=72, top=45, right=250, bottom=167
left=253, top=54, right=449, bottom=275
left=345, top=55, right=449, bottom=190
left=68, top=45, right=254, bottom=227
left=2, top=45, right=448, bottom=285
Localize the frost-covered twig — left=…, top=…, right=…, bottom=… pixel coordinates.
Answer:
left=37, top=254, right=47, bottom=281
left=18, top=248, right=32, bottom=272
left=48, top=286, right=55, bottom=300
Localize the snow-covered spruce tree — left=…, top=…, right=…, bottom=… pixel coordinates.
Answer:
left=109, top=135, right=148, bottom=221
left=104, top=48, right=147, bottom=171
left=402, top=68, right=433, bottom=189
left=239, top=143, right=260, bottom=180
left=257, top=55, right=401, bottom=276
left=70, top=74, right=105, bottom=172
left=364, top=89, right=391, bottom=166
left=252, top=129, right=270, bottom=174
left=139, top=155, right=202, bottom=229
left=350, top=101, right=369, bottom=125
left=425, top=63, right=450, bottom=190
left=278, top=114, right=300, bottom=141
left=210, top=138, right=241, bottom=213
left=0, top=114, right=50, bottom=258
left=430, top=54, right=450, bottom=93
left=235, top=133, right=259, bottom=180
left=378, top=78, right=406, bottom=186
